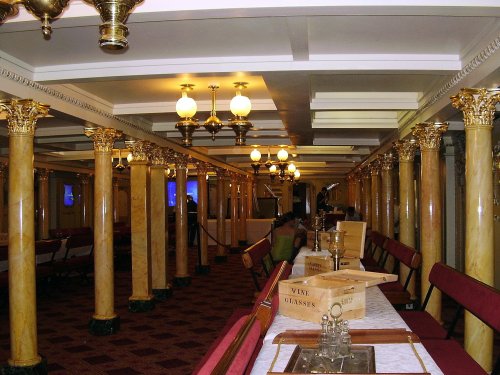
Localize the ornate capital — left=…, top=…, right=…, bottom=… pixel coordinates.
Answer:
left=369, top=160, right=381, bottom=176
left=125, top=140, right=152, bottom=162
left=494, top=143, right=500, bottom=170
left=37, top=168, right=51, bottom=182
left=216, top=168, right=228, bottom=179
left=361, top=167, right=371, bottom=180
left=0, top=99, right=49, bottom=136
left=0, top=162, right=7, bottom=177
left=174, top=153, right=188, bottom=169
left=394, top=139, right=418, bottom=162
left=85, top=127, right=122, bottom=152
left=196, top=161, right=210, bottom=174
left=150, top=145, right=166, bottom=166
left=379, top=152, right=394, bottom=171
left=412, top=122, right=448, bottom=151
left=450, top=88, right=500, bottom=129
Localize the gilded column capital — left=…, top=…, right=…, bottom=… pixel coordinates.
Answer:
left=369, top=160, right=381, bottom=176
left=0, top=99, right=49, bottom=136
left=361, top=167, right=371, bottom=180
left=85, top=127, right=122, bottom=152
left=174, top=153, right=188, bottom=169
left=216, top=167, right=228, bottom=179
left=379, top=152, right=395, bottom=171
left=450, top=88, right=500, bottom=129
left=150, top=145, right=166, bottom=167
left=394, top=139, right=419, bottom=162
left=412, top=122, right=448, bottom=151
left=125, top=140, right=152, bottom=162
left=36, top=168, right=51, bottom=182
left=494, top=144, right=500, bottom=170
left=196, top=161, right=210, bottom=174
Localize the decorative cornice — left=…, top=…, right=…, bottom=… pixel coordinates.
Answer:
left=0, top=99, right=49, bottom=136
left=394, top=139, right=419, bottom=162
left=412, top=122, right=448, bottom=151
left=400, top=34, right=500, bottom=131
left=84, top=127, right=122, bottom=152
left=0, top=67, right=154, bottom=136
left=450, top=88, right=500, bottom=129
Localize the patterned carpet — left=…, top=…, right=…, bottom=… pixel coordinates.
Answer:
left=0, top=246, right=255, bottom=374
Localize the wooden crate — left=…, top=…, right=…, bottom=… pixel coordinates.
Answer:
left=304, top=256, right=361, bottom=276
left=279, top=274, right=365, bottom=323
left=326, top=269, right=398, bottom=287
left=337, top=221, right=367, bottom=259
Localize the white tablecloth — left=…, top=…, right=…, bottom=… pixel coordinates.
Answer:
left=250, top=248, right=444, bottom=374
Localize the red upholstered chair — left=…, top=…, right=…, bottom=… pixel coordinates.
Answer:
left=192, top=315, right=261, bottom=375
left=241, top=238, right=274, bottom=291
left=35, top=239, right=61, bottom=280
left=379, top=239, right=421, bottom=306
left=362, top=230, right=388, bottom=272
left=53, top=233, right=94, bottom=281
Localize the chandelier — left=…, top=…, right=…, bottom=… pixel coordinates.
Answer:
left=0, top=0, right=143, bottom=49
left=250, top=147, right=300, bottom=184
left=175, top=82, right=253, bottom=147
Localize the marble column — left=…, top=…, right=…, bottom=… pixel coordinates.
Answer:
left=451, top=88, right=500, bottom=372
left=246, top=177, right=254, bottom=219
left=173, top=154, right=190, bottom=286
left=215, top=168, right=227, bottom=263
left=380, top=153, right=395, bottom=239
left=196, top=162, right=210, bottom=274
left=112, top=177, right=119, bottom=223
left=370, top=161, right=381, bottom=233
left=37, top=169, right=50, bottom=240
left=79, top=173, right=92, bottom=227
left=0, top=163, right=6, bottom=233
left=413, top=122, right=448, bottom=321
left=230, top=173, right=239, bottom=250
left=394, top=139, right=418, bottom=299
left=149, top=146, right=172, bottom=300
left=127, top=140, right=155, bottom=312
left=85, top=127, right=122, bottom=335
left=0, top=99, right=49, bottom=372
left=354, top=175, right=362, bottom=214
left=361, top=168, right=371, bottom=227
left=239, top=175, right=248, bottom=246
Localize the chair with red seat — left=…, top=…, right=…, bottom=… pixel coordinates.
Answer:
left=35, top=239, right=62, bottom=281
left=53, top=233, right=94, bottom=281
left=362, top=230, right=388, bottom=272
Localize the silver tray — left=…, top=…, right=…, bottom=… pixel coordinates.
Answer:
left=284, top=345, right=376, bottom=374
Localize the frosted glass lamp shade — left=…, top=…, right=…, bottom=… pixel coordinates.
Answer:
left=269, top=164, right=277, bottom=173
left=277, top=148, right=288, bottom=162
left=126, top=153, right=133, bottom=163
left=176, top=92, right=197, bottom=118
left=230, top=93, right=251, bottom=117
left=287, top=162, right=296, bottom=173
left=250, top=148, right=262, bottom=162
left=294, top=169, right=300, bottom=179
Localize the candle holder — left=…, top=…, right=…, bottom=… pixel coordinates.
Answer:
left=319, top=209, right=326, bottom=231
left=312, top=215, right=322, bottom=252
left=327, top=230, right=346, bottom=271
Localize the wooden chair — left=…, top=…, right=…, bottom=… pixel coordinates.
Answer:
left=399, top=262, right=500, bottom=375
left=362, top=230, right=388, bottom=272
left=53, top=233, right=94, bottom=281
left=35, top=239, right=62, bottom=281
left=241, top=238, right=274, bottom=291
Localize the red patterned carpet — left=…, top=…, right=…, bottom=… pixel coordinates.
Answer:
left=0, top=246, right=255, bottom=374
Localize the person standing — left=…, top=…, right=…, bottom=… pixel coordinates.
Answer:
left=316, top=187, right=328, bottom=213
left=187, top=195, right=198, bottom=247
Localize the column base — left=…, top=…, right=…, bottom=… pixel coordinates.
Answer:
left=152, top=287, right=173, bottom=301
left=89, top=316, right=120, bottom=336
left=238, top=240, right=248, bottom=246
left=128, top=298, right=155, bottom=313
left=214, top=255, right=227, bottom=264
left=3, top=358, right=47, bottom=375
left=173, top=276, right=191, bottom=287
left=195, top=265, right=211, bottom=275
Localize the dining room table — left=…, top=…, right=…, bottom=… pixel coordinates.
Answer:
left=250, top=246, right=444, bottom=374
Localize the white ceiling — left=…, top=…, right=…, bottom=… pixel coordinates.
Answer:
left=0, top=0, right=499, bottom=177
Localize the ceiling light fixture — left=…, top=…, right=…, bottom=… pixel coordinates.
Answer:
left=175, top=82, right=253, bottom=146
left=0, top=0, right=143, bottom=49
left=249, top=147, right=293, bottom=183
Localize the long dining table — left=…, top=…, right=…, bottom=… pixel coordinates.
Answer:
left=250, top=247, right=444, bottom=374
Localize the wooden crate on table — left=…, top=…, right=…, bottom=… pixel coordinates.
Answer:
left=304, top=256, right=361, bottom=276
left=305, top=231, right=330, bottom=250
left=279, top=273, right=366, bottom=323
left=336, top=221, right=367, bottom=259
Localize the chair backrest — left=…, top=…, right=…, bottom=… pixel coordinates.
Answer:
left=193, top=315, right=261, bottom=375
left=50, top=227, right=92, bottom=239
left=252, top=261, right=292, bottom=309
left=65, top=233, right=94, bottom=259
left=241, top=238, right=272, bottom=270
left=371, top=231, right=387, bottom=249
left=427, top=262, right=500, bottom=333
left=35, top=239, right=62, bottom=258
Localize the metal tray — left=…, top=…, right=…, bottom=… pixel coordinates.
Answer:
left=284, top=345, right=376, bottom=374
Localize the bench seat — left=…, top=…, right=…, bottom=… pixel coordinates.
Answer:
left=399, top=310, right=447, bottom=339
